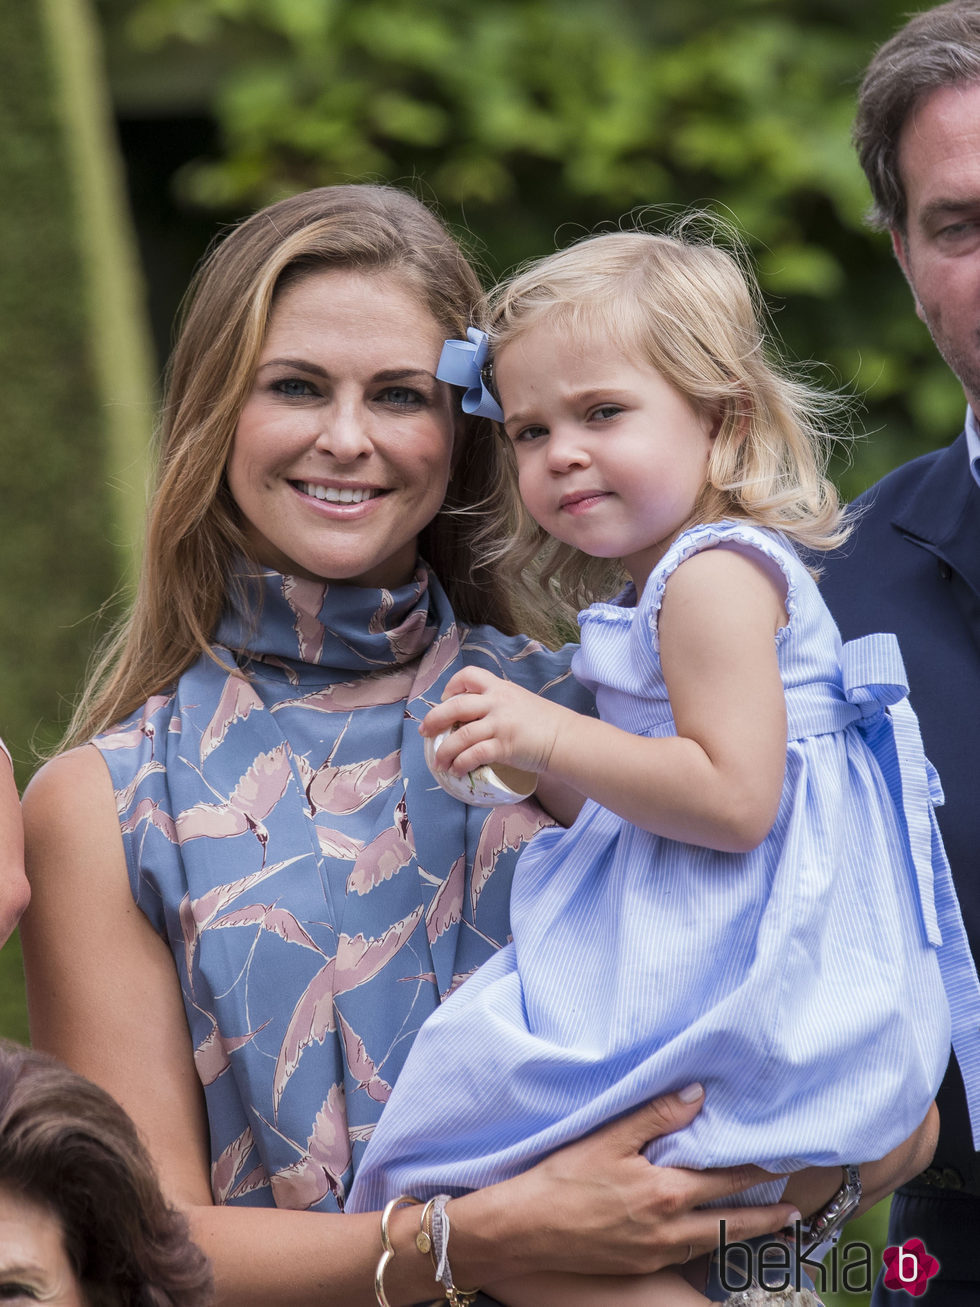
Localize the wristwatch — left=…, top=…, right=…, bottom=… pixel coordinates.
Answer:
left=799, top=1164, right=862, bottom=1255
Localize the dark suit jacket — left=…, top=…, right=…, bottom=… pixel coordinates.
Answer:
left=821, top=433, right=980, bottom=1273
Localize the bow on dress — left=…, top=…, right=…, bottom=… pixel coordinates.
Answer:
left=842, top=632, right=942, bottom=946
left=842, top=632, right=980, bottom=1148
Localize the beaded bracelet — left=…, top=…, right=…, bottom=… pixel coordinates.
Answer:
left=429, top=1194, right=480, bottom=1306
left=374, top=1194, right=421, bottom=1307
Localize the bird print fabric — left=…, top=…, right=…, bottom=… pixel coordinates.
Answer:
left=94, top=562, right=589, bottom=1212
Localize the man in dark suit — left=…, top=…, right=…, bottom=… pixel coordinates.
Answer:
left=820, top=5, right=980, bottom=1303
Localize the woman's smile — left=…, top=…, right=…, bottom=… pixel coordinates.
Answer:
left=292, top=480, right=384, bottom=507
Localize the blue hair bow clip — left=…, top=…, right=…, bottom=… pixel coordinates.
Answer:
left=436, top=327, right=504, bottom=422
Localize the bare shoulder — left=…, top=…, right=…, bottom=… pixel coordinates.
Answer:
left=661, top=543, right=787, bottom=632
left=663, top=539, right=785, bottom=593
left=23, top=745, right=119, bottom=866
left=24, top=742, right=115, bottom=813
left=21, top=744, right=132, bottom=952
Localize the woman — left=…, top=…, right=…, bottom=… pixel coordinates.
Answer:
left=20, top=185, right=934, bottom=1307
left=0, top=1039, right=212, bottom=1306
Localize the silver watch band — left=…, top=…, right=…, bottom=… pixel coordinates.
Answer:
left=799, top=1163, right=862, bottom=1255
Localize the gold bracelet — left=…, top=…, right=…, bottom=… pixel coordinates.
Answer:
left=374, top=1194, right=421, bottom=1307
left=445, top=1289, right=480, bottom=1306
left=416, top=1197, right=437, bottom=1268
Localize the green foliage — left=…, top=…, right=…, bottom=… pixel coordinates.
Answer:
left=0, top=1, right=120, bottom=775
left=0, top=0, right=154, bottom=1039
left=98, top=0, right=966, bottom=498
left=0, top=935, right=28, bottom=1046
left=824, top=1201, right=891, bottom=1307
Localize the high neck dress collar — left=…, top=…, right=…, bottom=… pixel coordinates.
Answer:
left=214, top=562, right=439, bottom=681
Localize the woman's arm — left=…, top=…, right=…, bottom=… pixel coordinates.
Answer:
left=20, top=747, right=800, bottom=1307
left=197, top=1121, right=934, bottom=1306
left=20, top=747, right=442, bottom=1306
left=0, top=747, right=29, bottom=946
left=425, top=548, right=787, bottom=852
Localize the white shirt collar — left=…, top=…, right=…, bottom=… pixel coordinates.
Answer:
left=966, top=406, right=980, bottom=488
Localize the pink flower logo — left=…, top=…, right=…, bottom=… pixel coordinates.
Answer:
left=882, top=1239, right=939, bottom=1296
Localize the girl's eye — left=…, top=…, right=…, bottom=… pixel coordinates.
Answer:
left=590, top=404, right=622, bottom=422
left=271, top=377, right=316, bottom=398
left=511, top=425, right=547, bottom=444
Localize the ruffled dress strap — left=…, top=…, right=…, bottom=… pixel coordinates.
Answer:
left=840, top=633, right=980, bottom=1147
left=636, top=520, right=797, bottom=657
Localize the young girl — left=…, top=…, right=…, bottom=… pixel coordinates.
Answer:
left=346, top=227, right=980, bottom=1303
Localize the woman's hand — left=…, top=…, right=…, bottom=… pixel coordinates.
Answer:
left=446, top=1085, right=802, bottom=1286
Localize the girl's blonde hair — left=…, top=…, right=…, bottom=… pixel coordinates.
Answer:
left=64, top=184, right=511, bottom=748
left=479, top=220, right=851, bottom=627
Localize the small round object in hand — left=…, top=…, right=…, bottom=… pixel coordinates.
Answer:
left=424, top=730, right=536, bottom=806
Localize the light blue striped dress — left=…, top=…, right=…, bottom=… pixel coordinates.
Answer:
left=347, top=522, right=980, bottom=1212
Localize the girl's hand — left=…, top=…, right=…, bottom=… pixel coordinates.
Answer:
left=421, top=667, right=575, bottom=778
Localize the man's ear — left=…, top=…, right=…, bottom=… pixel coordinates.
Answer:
left=890, top=227, right=926, bottom=323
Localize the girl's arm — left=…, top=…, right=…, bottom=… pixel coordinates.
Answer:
left=425, top=546, right=787, bottom=853
left=20, top=745, right=802, bottom=1307
left=0, top=747, right=29, bottom=946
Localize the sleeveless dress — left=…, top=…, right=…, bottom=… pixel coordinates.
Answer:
left=92, top=562, right=590, bottom=1218
left=348, top=522, right=980, bottom=1212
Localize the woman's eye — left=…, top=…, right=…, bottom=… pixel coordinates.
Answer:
left=271, top=377, right=316, bottom=398
left=379, top=387, right=424, bottom=407
left=0, top=1285, right=40, bottom=1300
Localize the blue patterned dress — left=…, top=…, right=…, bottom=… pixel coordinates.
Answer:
left=348, top=522, right=980, bottom=1212
left=93, top=563, right=589, bottom=1214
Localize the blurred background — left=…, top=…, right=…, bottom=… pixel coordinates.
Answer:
left=0, top=3, right=953, bottom=1296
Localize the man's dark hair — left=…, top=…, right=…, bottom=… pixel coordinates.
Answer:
left=855, top=1, right=980, bottom=229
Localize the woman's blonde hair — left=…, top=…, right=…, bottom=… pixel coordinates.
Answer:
left=479, top=219, right=851, bottom=626
left=65, top=185, right=511, bottom=747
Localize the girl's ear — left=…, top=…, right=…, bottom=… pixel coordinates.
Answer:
left=715, top=391, right=753, bottom=444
